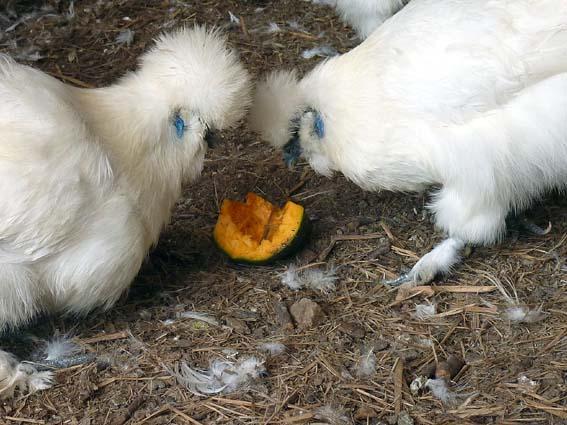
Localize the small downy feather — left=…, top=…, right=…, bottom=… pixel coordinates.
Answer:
left=425, top=378, right=457, bottom=405
left=280, top=264, right=338, bottom=293
left=354, top=348, right=376, bottom=378
left=0, top=350, right=54, bottom=399
left=280, top=264, right=303, bottom=290
left=412, top=303, right=437, bottom=320
left=482, top=273, right=548, bottom=324
left=34, top=335, right=95, bottom=369
left=115, top=29, right=135, bottom=46
left=301, top=267, right=338, bottom=293
left=43, top=335, right=81, bottom=361
left=228, top=11, right=240, bottom=25
left=301, top=45, right=338, bottom=59
left=258, top=342, right=287, bottom=357
left=168, top=356, right=266, bottom=396
left=265, top=22, right=281, bottom=34
left=178, top=310, right=221, bottom=327
left=313, top=405, right=350, bottom=425
left=503, top=305, right=547, bottom=324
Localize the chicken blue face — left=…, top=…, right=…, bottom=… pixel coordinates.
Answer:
left=283, top=109, right=324, bottom=168
left=174, top=114, right=186, bottom=138
left=173, top=112, right=219, bottom=148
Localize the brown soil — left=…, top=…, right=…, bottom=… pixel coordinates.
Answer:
left=1, top=1, right=567, bottom=424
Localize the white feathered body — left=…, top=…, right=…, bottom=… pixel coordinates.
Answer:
left=0, top=28, right=250, bottom=330
left=253, top=0, right=567, bottom=247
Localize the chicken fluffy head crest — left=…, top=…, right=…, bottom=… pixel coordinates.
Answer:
left=116, top=26, right=251, bottom=178
left=250, top=70, right=334, bottom=177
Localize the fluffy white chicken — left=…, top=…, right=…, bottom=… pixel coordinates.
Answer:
left=0, top=27, right=250, bottom=396
left=251, top=0, right=567, bottom=286
left=319, top=0, right=408, bottom=39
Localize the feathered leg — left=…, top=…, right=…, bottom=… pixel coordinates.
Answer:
left=385, top=237, right=464, bottom=287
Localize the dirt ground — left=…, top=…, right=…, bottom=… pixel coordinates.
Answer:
left=1, top=1, right=567, bottom=424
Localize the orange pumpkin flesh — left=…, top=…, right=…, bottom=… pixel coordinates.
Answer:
left=213, top=193, right=311, bottom=264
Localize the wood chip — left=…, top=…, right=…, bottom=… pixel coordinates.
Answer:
left=392, top=285, right=497, bottom=306
left=524, top=399, right=567, bottom=419
left=80, top=331, right=130, bottom=344
left=393, top=357, right=404, bottom=416
left=448, top=406, right=506, bottom=418
left=540, top=328, right=567, bottom=354
left=4, top=418, right=46, bottom=424
left=111, top=396, right=146, bottom=425
left=274, top=301, right=294, bottom=332
left=280, top=412, right=314, bottom=423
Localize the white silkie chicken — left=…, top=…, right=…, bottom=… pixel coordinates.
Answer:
left=320, top=0, right=408, bottom=39
left=0, top=26, right=250, bottom=396
left=251, top=0, right=567, bottom=287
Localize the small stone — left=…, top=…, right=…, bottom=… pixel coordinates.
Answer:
left=224, top=316, right=251, bottom=334
left=397, top=411, right=414, bottom=425
left=400, top=349, right=420, bottom=363
left=273, top=301, right=294, bottom=331
left=339, top=322, right=366, bottom=339
left=355, top=406, right=378, bottom=420
left=371, top=339, right=390, bottom=352
left=232, top=309, right=259, bottom=321
left=297, top=248, right=319, bottom=263
left=289, top=298, right=326, bottom=329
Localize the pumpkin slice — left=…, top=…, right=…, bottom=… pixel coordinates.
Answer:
left=213, top=193, right=311, bottom=264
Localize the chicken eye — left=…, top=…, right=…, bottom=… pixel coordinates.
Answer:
left=314, top=115, right=324, bottom=139
left=174, top=115, right=186, bottom=138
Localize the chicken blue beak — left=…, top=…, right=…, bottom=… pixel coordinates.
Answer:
left=283, top=136, right=302, bottom=168
left=204, top=128, right=220, bottom=149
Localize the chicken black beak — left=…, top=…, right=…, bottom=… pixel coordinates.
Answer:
left=283, top=136, right=302, bottom=168
left=204, top=129, right=220, bottom=149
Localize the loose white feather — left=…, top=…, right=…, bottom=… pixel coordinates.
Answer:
left=266, top=22, right=281, bottom=34
left=412, top=303, right=437, bottom=320
left=301, top=45, right=338, bottom=59
left=425, top=378, right=456, bottom=405
left=517, top=374, right=538, bottom=392
left=313, top=405, right=350, bottom=425
left=0, top=350, right=54, bottom=400
left=178, top=311, right=221, bottom=327
left=115, top=29, right=135, bottom=46
left=409, top=375, right=428, bottom=394
left=168, top=356, right=266, bottom=396
left=280, top=264, right=303, bottom=290
left=503, top=306, right=547, bottom=324
left=485, top=273, right=548, bottom=324
left=258, top=342, right=287, bottom=357
left=301, top=267, right=338, bottom=293
left=354, top=348, right=376, bottom=378
left=279, top=265, right=338, bottom=293
left=42, top=335, right=80, bottom=361
left=228, top=11, right=240, bottom=25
